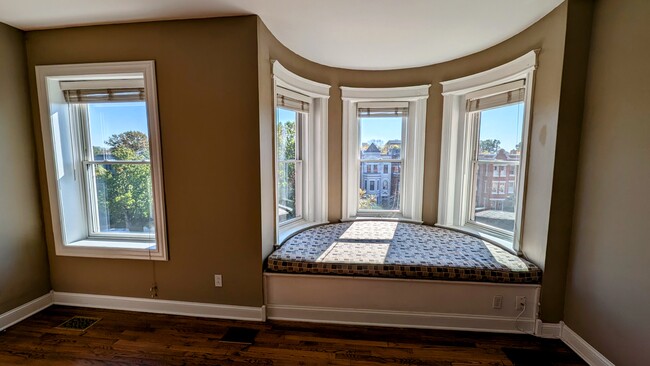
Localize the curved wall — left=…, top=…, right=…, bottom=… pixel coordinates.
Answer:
left=258, top=2, right=582, bottom=322
left=23, top=2, right=589, bottom=322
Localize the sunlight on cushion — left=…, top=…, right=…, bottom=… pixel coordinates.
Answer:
left=484, top=241, right=530, bottom=272
left=339, top=221, right=397, bottom=241
left=316, top=242, right=390, bottom=264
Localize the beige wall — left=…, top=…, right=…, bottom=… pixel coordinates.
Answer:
left=0, top=23, right=51, bottom=314
left=19, top=2, right=596, bottom=325
left=258, top=4, right=573, bottom=321
left=563, top=0, right=650, bottom=364
left=26, top=16, right=265, bottom=307
left=540, top=0, right=594, bottom=325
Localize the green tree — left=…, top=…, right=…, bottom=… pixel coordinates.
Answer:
left=96, top=131, right=153, bottom=232
left=358, top=188, right=379, bottom=209
left=480, top=139, right=501, bottom=153
left=276, top=120, right=297, bottom=220
left=106, top=131, right=150, bottom=159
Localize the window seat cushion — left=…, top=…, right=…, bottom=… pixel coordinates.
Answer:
left=266, top=221, right=541, bottom=284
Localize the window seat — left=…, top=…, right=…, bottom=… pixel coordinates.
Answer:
left=266, top=221, right=541, bottom=284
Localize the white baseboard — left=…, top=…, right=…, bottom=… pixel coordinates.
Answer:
left=267, top=304, right=536, bottom=334
left=0, top=291, right=53, bottom=331
left=0, top=291, right=615, bottom=366
left=560, top=322, right=615, bottom=366
left=52, top=292, right=266, bottom=322
left=535, top=320, right=562, bottom=338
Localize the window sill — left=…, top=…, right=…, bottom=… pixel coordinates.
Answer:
left=55, top=239, right=165, bottom=261
left=341, top=217, right=424, bottom=225
left=278, top=220, right=329, bottom=246
left=434, top=223, right=517, bottom=255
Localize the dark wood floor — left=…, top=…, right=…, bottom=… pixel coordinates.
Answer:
left=0, top=305, right=586, bottom=365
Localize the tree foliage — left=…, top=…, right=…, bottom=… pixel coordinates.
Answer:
left=358, top=188, right=379, bottom=210
left=479, top=139, right=501, bottom=153
left=95, top=131, right=153, bottom=232
left=276, top=120, right=297, bottom=221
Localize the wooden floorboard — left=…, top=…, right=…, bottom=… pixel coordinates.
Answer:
left=0, top=305, right=586, bottom=365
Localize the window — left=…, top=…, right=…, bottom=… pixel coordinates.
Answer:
left=273, top=62, right=330, bottom=244
left=276, top=90, right=306, bottom=224
left=438, top=51, right=537, bottom=252
left=35, top=61, right=167, bottom=260
left=342, top=85, right=430, bottom=221
left=357, top=103, right=406, bottom=211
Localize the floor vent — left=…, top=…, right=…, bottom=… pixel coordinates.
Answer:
left=56, top=316, right=101, bottom=331
left=219, top=327, right=259, bottom=344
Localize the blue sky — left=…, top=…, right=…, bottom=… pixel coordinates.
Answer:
left=479, top=102, right=525, bottom=151
left=89, top=102, right=148, bottom=148
left=357, top=103, right=524, bottom=151
left=277, top=108, right=296, bottom=124
left=360, top=117, right=402, bottom=146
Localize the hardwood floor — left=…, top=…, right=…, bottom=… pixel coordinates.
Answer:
left=0, top=305, right=586, bottom=365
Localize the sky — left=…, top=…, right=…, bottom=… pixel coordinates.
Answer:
left=89, top=102, right=148, bottom=148
left=360, top=117, right=402, bottom=146
left=358, top=103, right=525, bottom=152
left=277, top=108, right=296, bottom=124
left=479, top=102, right=525, bottom=152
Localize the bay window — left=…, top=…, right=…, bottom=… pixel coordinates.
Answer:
left=272, top=62, right=330, bottom=244
left=438, top=51, right=537, bottom=252
left=341, top=85, right=430, bottom=221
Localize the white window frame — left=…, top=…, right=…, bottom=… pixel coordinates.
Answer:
left=273, top=62, right=330, bottom=244
left=437, top=50, right=537, bottom=253
left=35, top=61, right=168, bottom=260
left=341, top=85, right=430, bottom=222
left=275, top=89, right=307, bottom=226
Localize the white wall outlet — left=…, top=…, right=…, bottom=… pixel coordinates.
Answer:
left=492, top=295, right=503, bottom=309
left=214, top=274, right=223, bottom=287
left=516, top=296, right=526, bottom=311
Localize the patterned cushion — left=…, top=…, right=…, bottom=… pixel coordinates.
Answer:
left=266, top=221, right=542, bottom=284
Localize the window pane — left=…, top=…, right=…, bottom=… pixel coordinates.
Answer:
left=276, top=108, right=299, bottom=161
left=93, top=163, right=155, bottom=235
left=277, top=161, right=298, bottom=223
left=358, top=112, right=404, bottom=212
left=472, top=102, right=524, bottom=233
left=88, top=102, right=150, bottom=161
left=359, top=162, right=401, bottom=211
left=359, top=116, right=403, bottom=160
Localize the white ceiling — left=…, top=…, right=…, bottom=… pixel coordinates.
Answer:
left=0, top=0, right=564, bottom=70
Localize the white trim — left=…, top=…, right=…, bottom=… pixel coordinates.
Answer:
left=437, top=51, right=537, bottom=253
left=0, top=292, right=53, bottom=331
left=265, top=273, right=540, bottom=334
left=277, top=219, right=328, bottom=245
left=272, top=61, right=330, bottom=246
left=341, top=85, right=430, bottom=221
left=35, top=61, right=168, bottom=261
left=272, top=61, right=330, bottom=98
left=52, top=292, right=265, bottom=322
left=441, top=50, right=538, bottom=95
left=341, top=85, right=430, bottom=100
left=534, top=320, right=562, bottom=338
left=266, top=305, right=536, bottom=333
left=561, top=322, right=615, bottom=366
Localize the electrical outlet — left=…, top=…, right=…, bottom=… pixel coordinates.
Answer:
left=492, top=295, right=503, bottom=309
left=214, top=274, right=222, bottom=287
left=515, top=296, right=526, bottom=311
